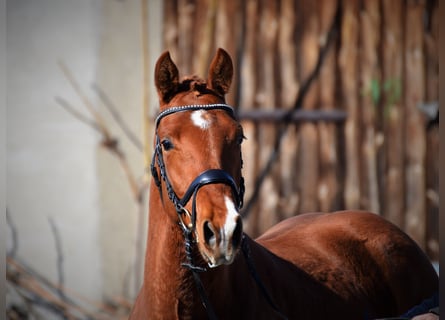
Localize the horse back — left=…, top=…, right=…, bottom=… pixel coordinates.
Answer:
left=256, top=210, right=438, bottom=316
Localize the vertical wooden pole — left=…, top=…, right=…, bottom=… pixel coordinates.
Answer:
left=239, top=0, right=259, bottom=235
left=178, top=0, right=195, bottom=74
left=278, top=0, right=299, bottom=219
left=359, top=0, right=380, bottom=214
left=317, top=0, right=339, bottom=212
left=214, top=0, right=241, bottom=106
left=163, top=0, right=179, bottom=61
left=382, top=0, right=404, bottom=228
left=404, top=0, right=426, bottom=248
left=256, top=0, right=279, bottom=234
left=297, top=0, right=320, bottom=213
left=424, top=0, right=439, bottom=259
left=338, top=0, right=360, bottom=209
left=192, top=0, right=215, bottom=77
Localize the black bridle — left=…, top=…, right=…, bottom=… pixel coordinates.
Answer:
left=150, top=103, right=286, bottom=320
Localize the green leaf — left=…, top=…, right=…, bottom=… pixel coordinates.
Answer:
left=370, top=79, right=380, bottom=105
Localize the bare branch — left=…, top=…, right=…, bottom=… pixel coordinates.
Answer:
left=7, top=257, right=93, bottom=319
left=58, top=60, right=112, bottom=141
left=48, top=217, right=67, bottom=305
left=7, top=256, right=126, bottom=319
left=92, top=83, right=144, bottom=152
left=57, top=63, right=144, bottom=202
left=55, top=97, right=101, bottom=133
left=6, top=208, right=18, bottom=258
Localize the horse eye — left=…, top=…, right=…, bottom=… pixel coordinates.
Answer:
left=236, top=125, right=246, bottom=145
left=237, top=134, right=246, bottom=145
left=161, top=139, right=174, bottom=151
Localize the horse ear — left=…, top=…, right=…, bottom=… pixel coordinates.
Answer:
left=207, top=48, right=233, bottom=96
left=154, top=51, right=179, bottom=104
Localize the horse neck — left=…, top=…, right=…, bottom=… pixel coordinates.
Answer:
left=140, top=183, right=197, bottom=318
left=141, top=184, right=287, bottom=319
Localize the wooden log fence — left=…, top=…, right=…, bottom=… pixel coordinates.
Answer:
left=157, top=0, right=439, bottom=259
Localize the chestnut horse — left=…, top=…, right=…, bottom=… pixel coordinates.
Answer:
left=130, top=48, right=438, bottom=319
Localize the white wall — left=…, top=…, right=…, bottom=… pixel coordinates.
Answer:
left=7, top=0, right=103, bottom=301
left=6, top=0, right=163, bottom=315
left=1, top=0, right=7, bottom=315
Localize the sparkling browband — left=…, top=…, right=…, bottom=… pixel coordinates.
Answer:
left=155, top=104, right=235, bottom=128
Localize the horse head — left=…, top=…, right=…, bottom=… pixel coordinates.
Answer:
left=152, top=48, right=244, bottom=268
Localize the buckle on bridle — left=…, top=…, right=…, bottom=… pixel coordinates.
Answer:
left=176, top=204, right=193, bottom=231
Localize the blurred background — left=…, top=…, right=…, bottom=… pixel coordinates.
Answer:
left=6, top=0, right=439, bottom=319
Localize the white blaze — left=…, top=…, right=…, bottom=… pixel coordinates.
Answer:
left=191, top=110, right=211, bottom=129
left=224, top=196, right=239, bottom=233
left=206, top=196, right=241, bottom=268
left=222, top=196, right=240, bottom=251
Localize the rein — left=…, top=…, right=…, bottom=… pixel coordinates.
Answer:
left=150, top=103, right=286, bottom=319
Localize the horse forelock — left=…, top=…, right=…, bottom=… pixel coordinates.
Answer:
left=178, top=76, right=207, bottom=92
left=170, top=76, right=226, bottom=102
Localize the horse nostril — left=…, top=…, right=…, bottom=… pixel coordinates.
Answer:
left=203, top=221, right=216, bottom=247
left=232, top=217, right=243, bottom=248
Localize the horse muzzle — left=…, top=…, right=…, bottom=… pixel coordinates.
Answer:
left=198, top=198, right=243, bottom=268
